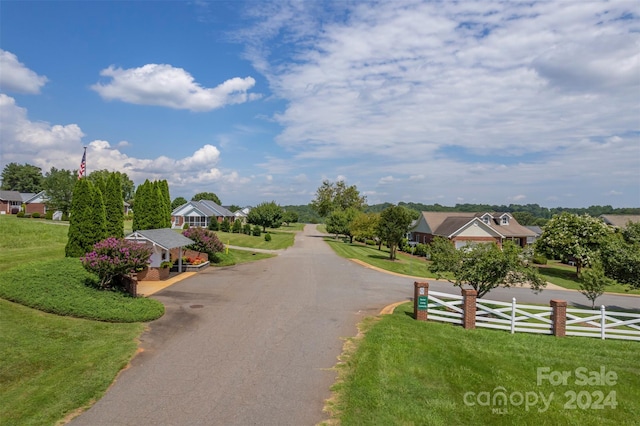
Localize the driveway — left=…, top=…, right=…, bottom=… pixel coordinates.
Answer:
left=71, top=225, right=639, bottom=425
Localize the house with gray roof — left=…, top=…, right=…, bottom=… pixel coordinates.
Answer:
left=599, top=215, right=640, bottom=229
left=171, top=200, right=236, bottom=229
left=125, top=228, right=195, bottom=272
left=409, top=211, right=536, bottom=249
left=0, top=190, right=23, bottom=214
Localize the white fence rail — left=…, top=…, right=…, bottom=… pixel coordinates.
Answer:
left=566, top=306, right=640, bottom=341
left=426, top=291, right=640, bottom=341
left=426, top=291, right=463, bottom=325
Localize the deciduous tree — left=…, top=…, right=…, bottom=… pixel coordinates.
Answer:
left=535, top=213, right=612, bottom=277
left=325, top=208, right=358, bottom=241
left=310, top=180, right=366, bottom=217
left=192, top=192, right=221, bottom=205
left=42, top=167, right=76, bottom=215
left=600, top=222, right=640, bottom=289
left=171, top=196, right=188, bottom=210
left=428, top=238, right=546, bottom=298
left=1, top=162, right=43, bottom=192
left=579, top=260, right=614, bottom=309
left=376, top=205, right=412, bottom=260
left=350, top=212, right=380, bottom=242
left=247, top=201, right=283, bottom=231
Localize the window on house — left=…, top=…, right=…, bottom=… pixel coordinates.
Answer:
left=501, top=216, right=509, bottom=225
left=186, top=216, right=206, bottom=227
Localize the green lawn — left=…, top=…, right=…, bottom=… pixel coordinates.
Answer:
left=0, top=216, right=68, bottom=273
left=0, top=257, right=164, bottom=322
left=215, top=225, right=299, bottom=250
left=324, top=238, right=436, bottom=278
left=325, top=303, right=640, bottom=425
left=0, top=299, right=143, bottom=426
left=211, top=248, right=276, bottom=266
left=323, top=237, right=640, bottom=295
left=537, top=261, right=640, bottom=295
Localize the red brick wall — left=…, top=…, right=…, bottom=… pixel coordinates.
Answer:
left=25, top=203, right=46, bottom=215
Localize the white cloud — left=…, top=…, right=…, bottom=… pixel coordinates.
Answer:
left=238, top=0, right=639, bottom=207
left=0, top=50, right=48, bottom=94
left=378, top=176, right=396, bottom=184
left=92, top=64, right=260, bottom=111
left=0, top=94, right=84, bottom=171
left=0, top=95, right=251, bottom=201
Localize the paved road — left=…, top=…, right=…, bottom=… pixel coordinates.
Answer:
left=71, top=225, right=639, bottom=425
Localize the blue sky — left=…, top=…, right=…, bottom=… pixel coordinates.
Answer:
left=1, top=0, right=638, bottom=208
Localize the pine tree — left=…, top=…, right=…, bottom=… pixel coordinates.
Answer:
left=105, top=173, right=124, bottom=237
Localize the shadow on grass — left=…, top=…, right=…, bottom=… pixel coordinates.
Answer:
left=537, top=266, right=578, bottom=280
left=570, top=301, right=640, bottom=314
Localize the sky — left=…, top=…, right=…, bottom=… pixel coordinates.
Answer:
left=0, top=0, right=638, bottom=208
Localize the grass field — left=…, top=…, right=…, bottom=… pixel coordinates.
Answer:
left=0, top=299, right=143, bottom=426
left=325, top=303, right=640, bottom=425
left=0, top=216, right=68, bottom=273
left=0, top=257, right=164, bottom=322
left=0, top=214, right=282, bottom=425
left=215, top=224, right=301, bottom=250
left=323, top=237, right=640, bottom=295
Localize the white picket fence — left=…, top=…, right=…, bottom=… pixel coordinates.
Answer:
left=426, top=291, right=640, bottom=341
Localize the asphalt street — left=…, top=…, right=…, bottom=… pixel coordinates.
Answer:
left=71, top=225, right=639, bottom=425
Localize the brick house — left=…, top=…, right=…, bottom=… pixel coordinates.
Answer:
left=409, top=212, right=536, bottom=248
left=0, top=190, right=23, bottom=214
left=171, top=200, right=236, bottom=229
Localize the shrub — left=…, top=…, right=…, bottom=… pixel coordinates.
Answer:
left=183, top=223, right=190, bottom=229
left=45, top=210, right=53, bottom=220
left=243, top=223, right=252, bottom=235
left=252, top=225, right=261, bottom=237
left=16, top=212, right=25, bottom=218
left=182, top=227, right=224, bottom=258
left=31, top=212, right=41, bottom=219
left=61, top=213, right=69, bottom=221
left=414, top=243, right=428, bottom=257
left=533, top=253, right=548, bottom=265
left=232, top=219, right=243, bottom=233
left=264, top=233, right=272, bottom=242
left=81, top=238, right=152, bottom=289
left=208, top=219, right=219, bottom=231
left=220, top=217, right=231, bottom=232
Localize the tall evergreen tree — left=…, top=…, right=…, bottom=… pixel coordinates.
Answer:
left=133, top=180, right=150, bottom=231
left=91, top=184, right=107, bottom=244
left=105, top=173, right=124, bottom=237
left=159, top=179, right=171, bottom=227
left=66, top=179, right=93, bottom=257
left=66, top=179, right=106, bottom=257
left=133, top=179, right=172, bottom=231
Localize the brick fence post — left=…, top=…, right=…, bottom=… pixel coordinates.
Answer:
left=414, top=281, right=429, bottom=321
left=550, top=299, right=567, bottom=337
left=462, top=289, right=477, bottom=329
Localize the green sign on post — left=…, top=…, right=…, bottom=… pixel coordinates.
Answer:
left=417, top=296, right=428, bottom=310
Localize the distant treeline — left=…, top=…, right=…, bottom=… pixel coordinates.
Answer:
left=284, top=203, right=640, bottom=225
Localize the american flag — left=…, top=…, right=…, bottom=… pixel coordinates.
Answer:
left=78, top=149, right=86, bottom=179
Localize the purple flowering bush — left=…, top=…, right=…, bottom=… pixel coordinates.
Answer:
left=81, top=237, right=152, bottom=289
left=182, top=227, right=224, bottom=259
